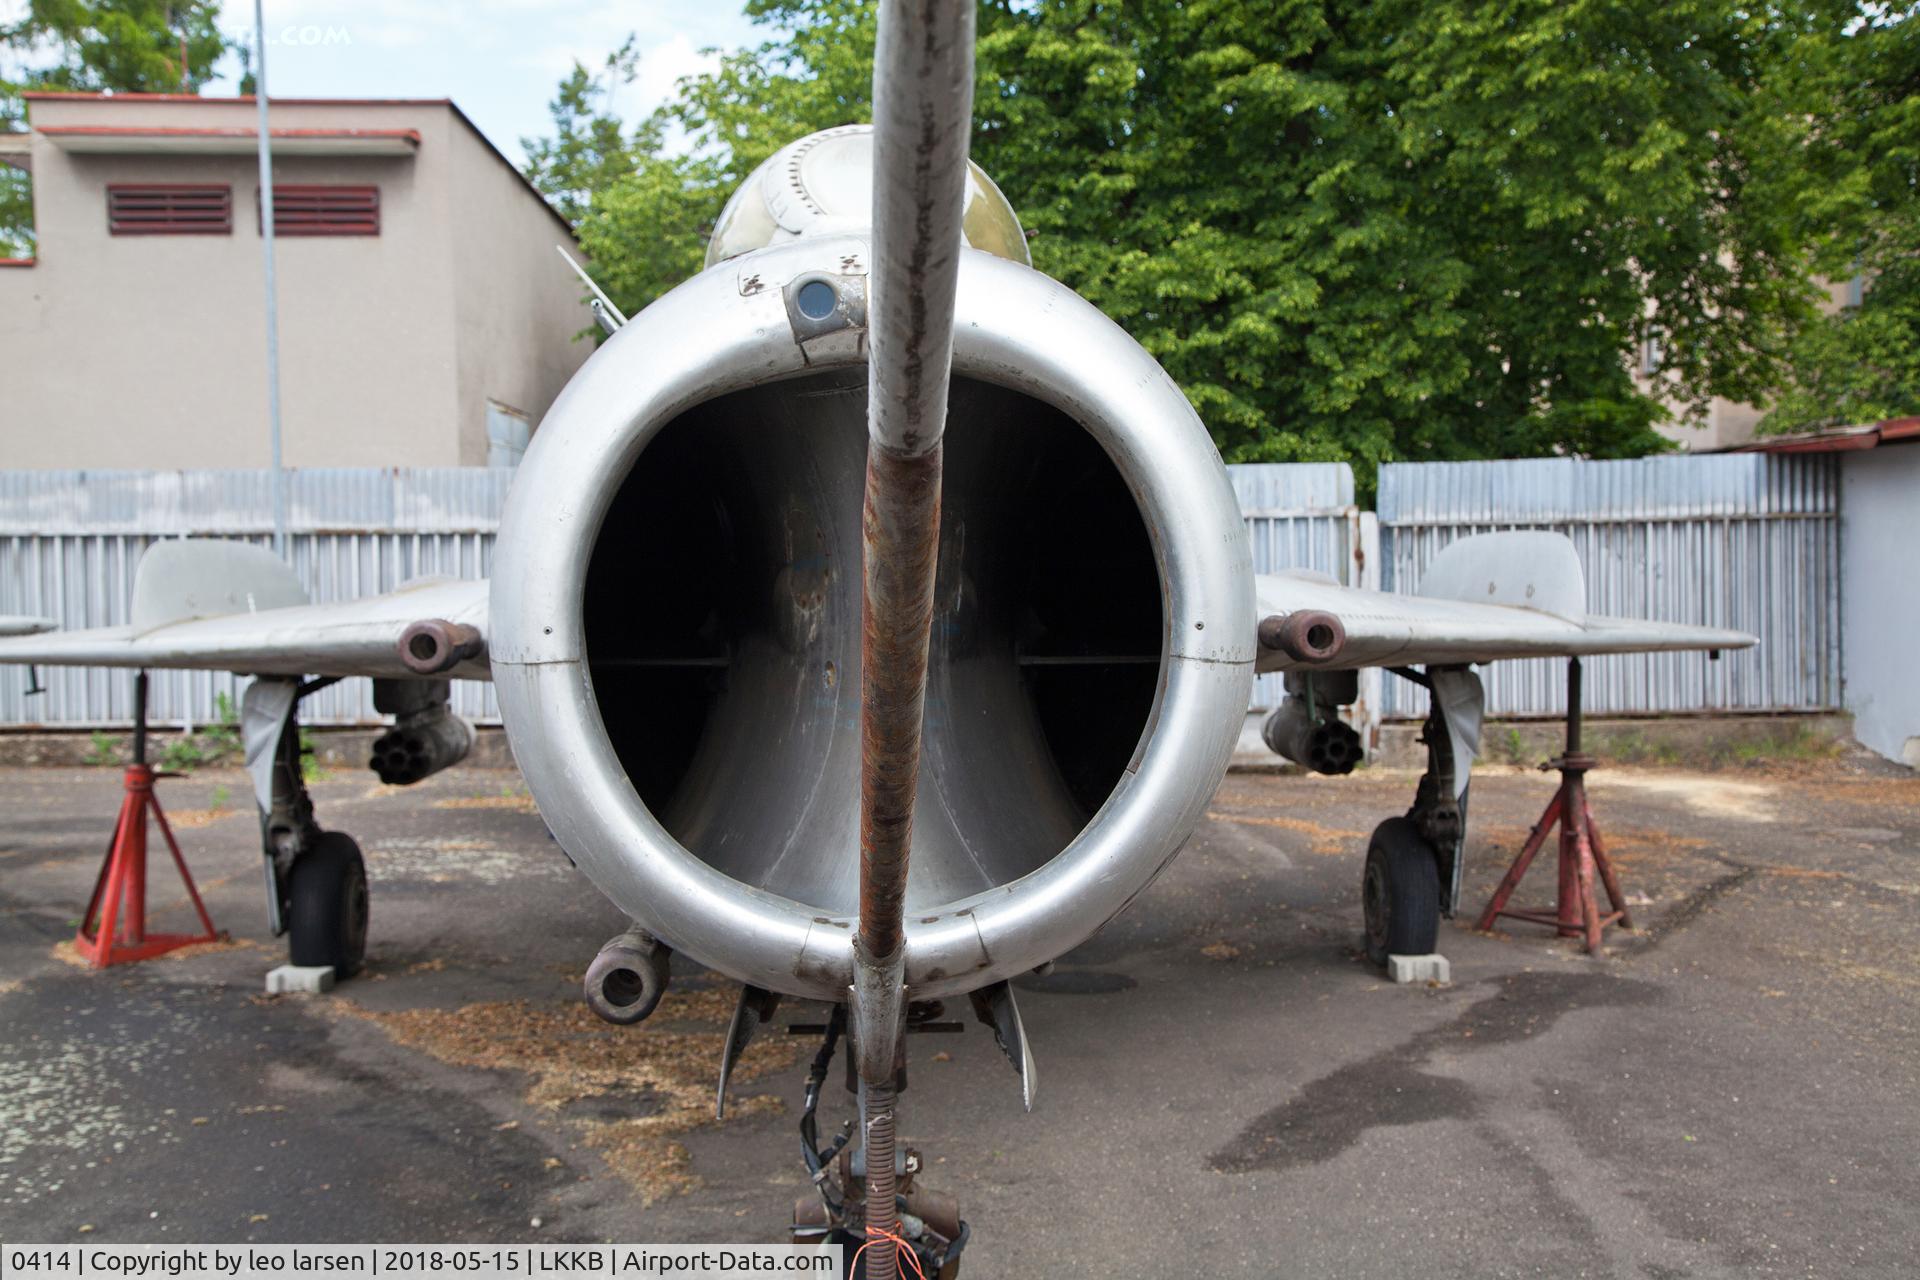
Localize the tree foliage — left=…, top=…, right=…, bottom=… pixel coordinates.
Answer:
left=3, top=0, right=224, bottom=109
left=522, top=37, right=652, bottom=227
left=2, top=0, right=228, bottom=256
left=1763, top=5, right=1920, bottom=432
left=532, top=2, right=1896, bottom=471
left=0, top=165, right=27, bottom=258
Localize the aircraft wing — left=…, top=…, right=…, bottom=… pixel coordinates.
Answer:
left=1254, top=531, right=1755, bottom=673
left=0, top=541, right=488, bottom=681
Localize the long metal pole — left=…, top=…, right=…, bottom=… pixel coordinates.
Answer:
left=1566, top=656, right=1583, bottom=756
left=854, top=4, right=977, bottom=1276
left=254, top=0, right=287, bottom=557
left=132, top=670, right=149, bottom=766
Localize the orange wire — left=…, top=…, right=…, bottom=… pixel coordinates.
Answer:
left=849, top=1222, right=926, bottom=1280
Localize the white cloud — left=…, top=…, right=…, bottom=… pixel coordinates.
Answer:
left=640, top=33, right=721, bottom=98
left=515, top=30, right=721, bottom=117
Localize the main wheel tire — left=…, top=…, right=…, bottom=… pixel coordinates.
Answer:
left=288, top=832, right=369, bottom=977
left=1362, top=817, right=1441, bottom=968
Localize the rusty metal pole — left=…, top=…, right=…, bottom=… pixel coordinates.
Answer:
left=854, top=3, right=977, bottom=1276
left=1556, top=658, right=1583, bottom=935
left=857, top=444, right=941, bottom=967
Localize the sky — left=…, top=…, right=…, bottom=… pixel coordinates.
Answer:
left=11, top=1, right=767, bottom=167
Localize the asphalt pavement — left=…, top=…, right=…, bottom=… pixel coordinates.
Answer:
left=1, top=752, right=1916, bottom=1277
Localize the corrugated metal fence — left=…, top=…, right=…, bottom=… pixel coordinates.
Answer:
left=0, top=455, right=1842, bottom=729
left=1376, top=454, right=1841, bottom=719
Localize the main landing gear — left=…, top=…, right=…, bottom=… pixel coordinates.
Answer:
left=1363, top=665, right=1483, bottom=969
left=246, top=676, right=369, bottom=977
left=240, top=673, right=477, bottom=978
left=286, top=831, right=369, bottom=972
left=1363, top=817, right=1440, bottom=965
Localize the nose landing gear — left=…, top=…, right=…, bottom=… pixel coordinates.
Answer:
left=788, top=1006, right=972, bottom=1278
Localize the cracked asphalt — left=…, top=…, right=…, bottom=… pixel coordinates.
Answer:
left=1, top=750, right=1916, bottom=1277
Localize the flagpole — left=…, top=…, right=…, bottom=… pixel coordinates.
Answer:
left=253, top=0, right=287, bottom=557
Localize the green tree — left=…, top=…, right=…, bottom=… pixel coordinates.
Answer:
left=571, top=149, right=731, bottom=313
left=1763, top=6, right=1920, bottom=432
left=542, top=1, right=1834, bottom=478
left=0, top=166, right=27, bottom=258
left=521, top=35, right=731, bottom=325
left=522, top=37, right=653, bottom=227
left=4, top=0, right=224, bottom=108
left=2, top=0, right=227, bottom=256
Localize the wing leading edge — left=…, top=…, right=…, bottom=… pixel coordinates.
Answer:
left=1254, top=532, right=1755, bottom=673
left=0, top=576, right=489, bottom=681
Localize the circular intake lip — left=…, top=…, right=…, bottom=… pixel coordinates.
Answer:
left=489, top=239, right=1255, bottom=1002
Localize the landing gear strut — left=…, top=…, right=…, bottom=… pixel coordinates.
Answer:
left=789, top=1006, right=972, bottom=1278
left=582, top=953, right=1029, bottom=1273
left=246, top=676, right=367, bottom=977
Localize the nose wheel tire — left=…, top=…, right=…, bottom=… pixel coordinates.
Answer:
left=288, top=832, right=370, bottom=977
left=1362, top=817, right=1440, bottom=968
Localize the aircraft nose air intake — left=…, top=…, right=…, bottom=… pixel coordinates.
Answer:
left=487, top=240, right=1255, bottom=1006
left=491, top=0, right=1253, bottom=1016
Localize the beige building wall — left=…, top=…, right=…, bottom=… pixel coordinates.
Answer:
left=0, top=96, right=591, bottom=470
left=447, top=121, right=599, bottom=466
left=1652, top=396, right=1766, bottom=453
left=1650, top=278, right=1853, bottom=453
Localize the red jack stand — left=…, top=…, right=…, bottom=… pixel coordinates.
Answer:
left=1475, top=657, right=1632, bottom=954
left=73, top=673, right=222, bottom=967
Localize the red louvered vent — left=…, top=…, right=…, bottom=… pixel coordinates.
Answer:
left=266, top=185, right=380, bottom=236
left=106, top=184, right=233, bottom=235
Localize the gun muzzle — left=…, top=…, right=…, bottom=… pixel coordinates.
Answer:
left=1258, top=610, right=1347, bottom=664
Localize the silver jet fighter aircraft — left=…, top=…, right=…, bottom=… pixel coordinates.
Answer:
left=0, top=3, right=1751, bottom=1270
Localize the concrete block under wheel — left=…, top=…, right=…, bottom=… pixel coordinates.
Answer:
left=266, top=964, right=336, bottom=995
left=1387, top=954, right=1450, bottom=985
